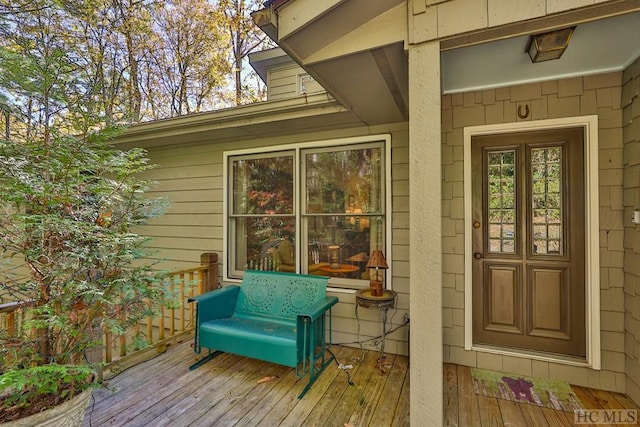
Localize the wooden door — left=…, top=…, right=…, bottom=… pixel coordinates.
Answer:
left=471, top=128, right=585, bottom=357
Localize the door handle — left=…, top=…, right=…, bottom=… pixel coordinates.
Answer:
left=474, top=252, right=483, bottom=259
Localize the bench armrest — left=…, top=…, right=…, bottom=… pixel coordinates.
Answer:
left=297, top=296, right=338, bottom=322
left=189, top=285, right=240, bottom=322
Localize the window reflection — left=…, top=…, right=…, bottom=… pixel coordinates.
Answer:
left=227, top=141, right=386, bottom=284
left=531, top=146, right=563, bottom=255
left=487, top=150, right=516, bottom=254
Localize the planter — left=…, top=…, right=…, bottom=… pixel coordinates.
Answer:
left=1, top=387, right=92, bottom=427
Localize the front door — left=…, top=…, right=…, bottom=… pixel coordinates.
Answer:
left=471, top=128, right=585, bottom=357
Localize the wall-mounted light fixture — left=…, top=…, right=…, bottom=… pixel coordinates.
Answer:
left=526, top=26, right=576, bottom=63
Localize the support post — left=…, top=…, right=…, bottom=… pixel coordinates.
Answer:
left=200, top=252, right=219, bottom=292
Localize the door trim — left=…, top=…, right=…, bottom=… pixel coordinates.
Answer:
left=463, top=116, right=601, bottom=369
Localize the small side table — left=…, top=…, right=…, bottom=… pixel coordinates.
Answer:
left=354, top=288, right=397, bottom=372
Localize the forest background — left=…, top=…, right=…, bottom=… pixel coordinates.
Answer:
left=0, top=0, right=273, bottom=136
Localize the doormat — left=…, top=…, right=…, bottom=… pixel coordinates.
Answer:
left=471, top=368, right=584, bottom=412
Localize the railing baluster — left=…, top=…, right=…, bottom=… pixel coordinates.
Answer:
left=158, top=303, right=165, bottom=341
left=147, top=306, right=154, bottom=345
left=1, top=261, right=216, bottom=371
left=182, top=273, right=190, bottom=332
left=119, top=335, right=126, bottom=358
left=105, top=332, right=112, bottom=363
left=7, top=311, right=15, bottom=337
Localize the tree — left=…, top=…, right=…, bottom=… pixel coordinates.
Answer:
left=0, top=1, right=169, bottom=421
left=217, top=0, right=271, bottom=105
left=146, top=0, right=229, bottom=117
left=1, top=0, right=272, bottom=122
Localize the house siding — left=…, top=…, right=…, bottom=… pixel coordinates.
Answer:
left=442, top=71, right=628, bottom=392
left=267, top=63, right=324, bottom=100
left=137, top=124, right=410, bottom=356
left=410, top=0, right=628, bottom=44
left=623, top=56, right=640, bottom=403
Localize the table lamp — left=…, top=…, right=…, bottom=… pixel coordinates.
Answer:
left=366, top=250, right=388, bottom=296
left=329, top=245, right=340, bottom=269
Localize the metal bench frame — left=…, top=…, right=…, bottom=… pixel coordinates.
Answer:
left=188, top=270, right=338, bottom=398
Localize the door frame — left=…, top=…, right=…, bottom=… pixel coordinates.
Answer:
left=463, top=116, right=601, bottom=369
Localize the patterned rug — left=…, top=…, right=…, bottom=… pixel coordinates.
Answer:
left=471, top=368, right=584, bottom=412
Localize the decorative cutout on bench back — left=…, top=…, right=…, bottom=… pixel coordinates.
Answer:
left=236, top=271, right=328, bottom=318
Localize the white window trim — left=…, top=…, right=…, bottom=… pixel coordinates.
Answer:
left=463, top=116, right=601, bottom=369
left=223, top=134, right=393, bottom=293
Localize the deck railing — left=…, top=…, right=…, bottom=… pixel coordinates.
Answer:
left=0, top=252, right=218, bottom=376
left=100, top=253, right=218, bottom=376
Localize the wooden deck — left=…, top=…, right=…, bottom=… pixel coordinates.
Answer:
left=444, top=363, right=640, bottom=426
left=82, top=338, right=410, bottom=426
left=83, top=338, right=640, bottom=427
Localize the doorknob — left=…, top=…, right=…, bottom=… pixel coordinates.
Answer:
left=474, top=252, right=483, bottom=259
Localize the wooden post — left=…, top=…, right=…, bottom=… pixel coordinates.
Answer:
left=200, top=252, right=219, bottom=292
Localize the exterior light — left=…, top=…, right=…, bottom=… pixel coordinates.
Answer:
left=526, top=27, right=575, bottom=63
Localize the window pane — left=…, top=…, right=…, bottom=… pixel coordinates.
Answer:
left=530, top=146, right=563, bottom=255
left=232, top=155, right=293, bottom=215
left=486, top=150, right=516, bottom=254
left=304, top=147, right=383, bottom=214
left=233, top=217, right=296, bottom=271
left=227, top=139, right=387, bottom=285
left=305, top=215, right=381, bottom=280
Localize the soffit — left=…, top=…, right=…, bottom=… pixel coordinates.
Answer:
left=259, top=0, right=408, bottom=126
left=442, top=11, right=640, bottom=93
left=258, top=1, right=640, bottom=122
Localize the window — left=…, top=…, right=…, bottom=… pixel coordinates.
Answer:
left=225, top=136, right=390, bottom=289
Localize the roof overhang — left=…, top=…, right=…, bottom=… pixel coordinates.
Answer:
left=255, top=0, right=640, bottom=114
left=252, top=0, right=408, bottom=126
left=114, top=93, right=364, bottom=149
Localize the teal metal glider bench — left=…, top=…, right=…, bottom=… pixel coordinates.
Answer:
left=188, top=270, right=339, bottom=398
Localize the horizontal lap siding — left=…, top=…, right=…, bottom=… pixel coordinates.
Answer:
left=137, top=125, right=410, bottom=355
left=137, top=144, right=224, bottom=268
left=268, top=65, right=300, bottom=100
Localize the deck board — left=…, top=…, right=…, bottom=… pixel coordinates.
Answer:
left=456, top=364, right=481, bottom=427
left=378, top=354, right=410, bottom=426
left=84, top=340, right=640, bottom=427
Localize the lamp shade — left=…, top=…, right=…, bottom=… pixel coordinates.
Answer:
left=366, top=250, right=388, bottom=269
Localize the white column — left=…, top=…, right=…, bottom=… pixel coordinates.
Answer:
left=409, top=40, right=442, bottom=425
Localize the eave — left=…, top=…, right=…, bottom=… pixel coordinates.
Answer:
left=114, top=93, right=363, bottom=149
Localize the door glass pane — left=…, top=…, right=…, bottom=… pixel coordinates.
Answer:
left=530, top=146, right=563, bottom=255
left=487, top=150, right=516, bottom=254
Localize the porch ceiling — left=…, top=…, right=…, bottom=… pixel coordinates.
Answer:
left=442, top=11, right=640, bottom=94
left=256, top=1, right=640, bottom=122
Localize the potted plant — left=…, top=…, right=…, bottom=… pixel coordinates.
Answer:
left=0, top=3, right=168, bottom=424
left=0, top=129, right=168, bottom=425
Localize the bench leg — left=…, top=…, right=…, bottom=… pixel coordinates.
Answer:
left=189, top=349, right=223, bottom=371
left=297, top=350, right=335, bottom=399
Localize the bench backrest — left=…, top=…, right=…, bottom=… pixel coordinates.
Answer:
left=234, top=270, right=329, bottom=323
